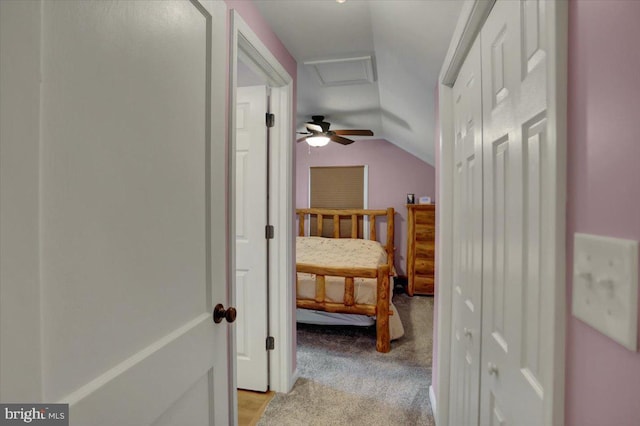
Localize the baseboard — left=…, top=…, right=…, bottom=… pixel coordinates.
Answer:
left=288, top=368, right=300, bottom=392
left=429, top=385, right=437, bottom=421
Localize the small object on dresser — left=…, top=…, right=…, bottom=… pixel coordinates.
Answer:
left=418, top=196, right=431, bottom=204
left=407, top=193, right=415, bottom=204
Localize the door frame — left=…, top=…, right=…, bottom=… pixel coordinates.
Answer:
left=229, top=10, right=296, bottom=395
left=435, top=1, right=567, bottom=425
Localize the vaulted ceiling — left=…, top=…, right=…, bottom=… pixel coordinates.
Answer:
left=253, top=0, right=464, bottom=165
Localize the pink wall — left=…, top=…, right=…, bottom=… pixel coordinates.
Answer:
left=296, top=139, right=436, bottom=276
left=565, top=1, right=640, bottom=424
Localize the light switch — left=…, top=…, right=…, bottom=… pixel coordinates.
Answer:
left=573, top=233, right=638, bottom=351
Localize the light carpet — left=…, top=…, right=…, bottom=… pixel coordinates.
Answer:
left=258, top=294, right=434, bottom=426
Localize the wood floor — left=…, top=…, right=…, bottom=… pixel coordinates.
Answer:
left=238, top=390, right=275, bottom=426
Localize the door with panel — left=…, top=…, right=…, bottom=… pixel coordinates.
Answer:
left=448, top=37, right=484, bottom=426
left=480, top=0, right=550, bottom=424
left=0, top=1, right=232, bottom=424
left=235, top=85, right=270, bottom=391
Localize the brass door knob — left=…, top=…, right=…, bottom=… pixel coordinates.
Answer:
left=213, top=304, right=237, bottom=324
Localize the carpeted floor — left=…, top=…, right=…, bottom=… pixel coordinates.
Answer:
left=258, top=294, right=434, bottom=426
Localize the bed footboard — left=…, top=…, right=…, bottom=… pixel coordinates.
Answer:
left=296, top=263, right=391, bottom=353
left=296, top=207, right=395, bottom=268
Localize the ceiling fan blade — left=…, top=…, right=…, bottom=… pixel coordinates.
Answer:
left=305, top=122, right=323, bottom=132
left=330, top=135, right=354, bottom=145
left=297, top=136, right=309, bottom=143
left=333, top=129, right=374, bottom=136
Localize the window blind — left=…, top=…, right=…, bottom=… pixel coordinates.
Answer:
left=309, top=166, right=365, bottom=237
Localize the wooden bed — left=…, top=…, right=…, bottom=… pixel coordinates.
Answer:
left=295, top=207, right=395, bottom=353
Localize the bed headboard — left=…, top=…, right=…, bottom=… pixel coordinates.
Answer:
left=296, top=207, right=395, bottom=269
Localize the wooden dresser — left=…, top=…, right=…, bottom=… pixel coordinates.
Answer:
left=406, top=204, right=436, bottom=296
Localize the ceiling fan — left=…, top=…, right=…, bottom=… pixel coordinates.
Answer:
left=297, top=115, right=374, bottom=147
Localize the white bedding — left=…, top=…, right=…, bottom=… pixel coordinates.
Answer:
left=296, top=236, right=404, bottom=340
left=296, top=308, right=375, bottom=327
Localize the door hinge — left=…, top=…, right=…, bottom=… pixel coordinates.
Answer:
left=266, top=113, right=275, bottom=128
left=266, top=336, right=275, bottom=350
left=265, top=225, right=274, bottom=239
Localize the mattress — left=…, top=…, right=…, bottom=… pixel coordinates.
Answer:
left=296, top=236, right=404, bottom=340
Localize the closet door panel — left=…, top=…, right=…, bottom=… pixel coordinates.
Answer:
left=448, top=37, right=483, bottom=426
left=480, top=1, right=549, bottom=424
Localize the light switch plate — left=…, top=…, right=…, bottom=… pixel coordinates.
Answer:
left=573, top=233, right=638, bottom=351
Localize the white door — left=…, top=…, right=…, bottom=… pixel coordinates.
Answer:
left=0, top=1, right=232, bottom=425
left=448, top=37, right=484, bottom=426
left=480, top=0, right=550, bottom=424
left=235, top=85, right=269, bottom=391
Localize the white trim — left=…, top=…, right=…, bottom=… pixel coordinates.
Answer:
left=204, top=1, right=233, bottom=423
left=290, top=368, right=300, bottom=390
left=307, top=168, right=311, bottom=236
left=435, top=82, right=454, bottom=426
left=435, top=1, right=566, bottom=425
left=229, top=10, right=295, bottom=394
left=440, top=0, right=496, bottom=87
left=544, top=1, right=568, bottom=424
left=269, top=84, right=296, bottom=393
left=363, top=164, right=369, bottom=207
left=363, top=164, right=370, bottom=238
left=429, top=385, right=437, bottom=421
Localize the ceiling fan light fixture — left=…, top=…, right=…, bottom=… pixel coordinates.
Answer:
left=336, top=0, right=347, bottom=3
left=306, top=136, right=331, bottom=147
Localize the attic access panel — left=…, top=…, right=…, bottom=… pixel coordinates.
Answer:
left=304, top=55, right=375, bottom=86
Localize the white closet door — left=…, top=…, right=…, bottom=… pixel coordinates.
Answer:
left=480, top=0, right=550, bottom=424
left=448, top=37, right=484, bottom=426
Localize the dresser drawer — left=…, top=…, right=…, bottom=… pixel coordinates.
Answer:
left=415, top=210, right=435, bottom=225
left=415, top=259, right=435, bottom=274
left=415, top=243, right=435, bottom=258
left=413, top=276, right=434, bottom=295
left=415, top=224, right=436, bottom=241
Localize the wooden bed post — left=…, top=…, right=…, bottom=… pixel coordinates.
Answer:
left=370, top=215, right=377, bottom=241
left=376, top=264, right=391, bottom=353
left=386, top=208, right=395, bottom=269
left=344, top=277, right=355, bottom=306
left=298, top=212, right=304, bottom=237
left=351, top=215, right=358, bottom=238
left=315, top=275, right=326, bottom=303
